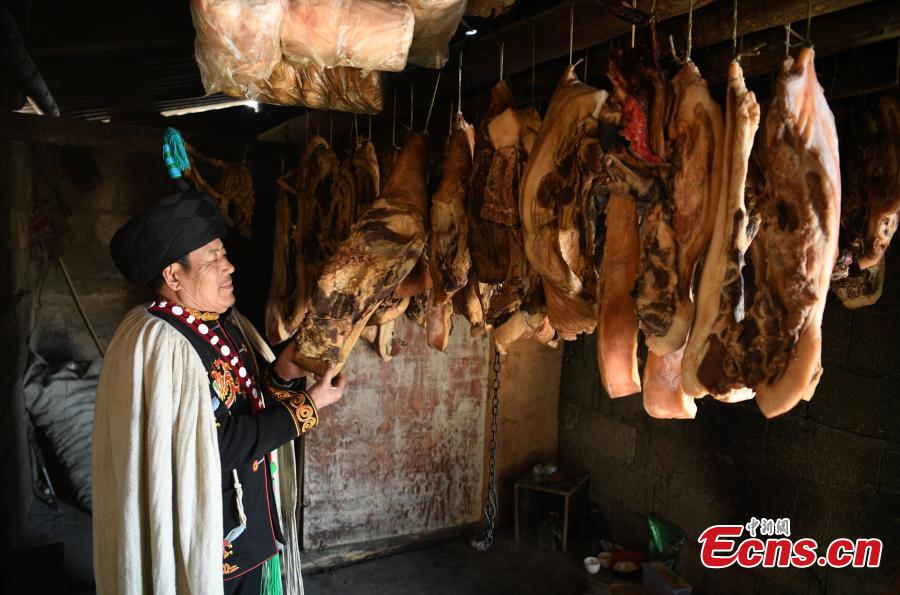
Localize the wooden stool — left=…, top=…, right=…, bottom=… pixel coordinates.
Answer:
left=514, top=471, right=589, bottom=552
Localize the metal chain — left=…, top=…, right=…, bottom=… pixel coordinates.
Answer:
left=472, top=348, right=502, bottom=551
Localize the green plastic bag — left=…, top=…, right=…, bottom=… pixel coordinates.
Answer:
left=648, top=515, right=687, bottom=565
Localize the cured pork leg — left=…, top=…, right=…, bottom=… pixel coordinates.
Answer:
left=596, top=194, right=641, bottom=398
left=681, top=61, right=759, bottom=402
left=747, top=49, right=840, bottom=417
left=293, top=132, right=428, bottom=374
left=428, top=113, right=475, bottom=351
left=858, top=95, right=900, bottom=270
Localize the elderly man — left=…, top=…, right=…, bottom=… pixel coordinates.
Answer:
left=92, top=186, right=344, bottom=595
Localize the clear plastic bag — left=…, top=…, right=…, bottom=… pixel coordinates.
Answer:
left=191, top=0, right=286, bottom=96
left=281, top=0, right=414, bottom=73
left=223, top=61, right=384, bottom=114
left=406, top=0, right=467, bottom=69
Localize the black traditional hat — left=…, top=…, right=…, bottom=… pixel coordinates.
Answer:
left=110, top=187, right=226, bottom=286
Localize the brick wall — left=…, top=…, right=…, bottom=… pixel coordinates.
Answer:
left=558, top=244, right=900, bottom=594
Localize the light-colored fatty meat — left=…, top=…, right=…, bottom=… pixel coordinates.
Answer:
left=280, top=0, right=414, bottom=72
left=642, top=347, right=697, bottom=419
left=746, top=49, right=841, bottom=417
left=681, top=61, right=759, bottom=402
left=858, top=95, right=900, bottom=270
left=453, top=272, right=492, bottom=336
left=596, top=193, right=642, bottom=398
left=293, top=132, right=429, bottom=374
left=520, top=65, right=609, bottom=338
left=428, top=113, right=475, bottom=351
left=492, top=309, right=555, bottom=356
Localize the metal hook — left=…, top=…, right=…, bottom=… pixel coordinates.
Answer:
left=569, top=0, right=575, bottom=64
left=425, top=70, right=442, bottom=132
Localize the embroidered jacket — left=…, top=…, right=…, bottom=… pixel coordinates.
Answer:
left=149, top=301, right=317, bottom=581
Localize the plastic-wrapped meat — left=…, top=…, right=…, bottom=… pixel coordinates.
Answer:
left=520, top=65, right=609, bottom=338
left=224, top=61, right=384, bottom=113
left=427, top=113, right=474, bottom=351
left=191, top=0, right=285, bottom=96
left=744, top=49, right=841, bottom=417
left=406, top=0, right=467, bottom=69
left=293, top=132, right=428, bottom=374
left=280, top=0, right=414, bottom=72
left=858, top=94, right=900, bottom=270
left=681, top=61, right=760, bottom=402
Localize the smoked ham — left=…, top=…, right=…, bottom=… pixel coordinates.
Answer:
left=747, top=49, right=840, bottom=417
left=858, top=94, right=900, bottom=270
left=596, top=194, right=642, bottom=398
left=428, top=113, right=475, bottom=351
left=293, top=132, right=429, bottom=374
left=520, top=65, right=609, bottom=338
left=468, top=82, right=517, bottom=283
left=638, top=62, right=724, bottom=356
left=682, top=61, right=759, bottom=401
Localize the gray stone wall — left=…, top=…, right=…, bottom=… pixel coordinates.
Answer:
left=558, top=244, right=900, bottom=594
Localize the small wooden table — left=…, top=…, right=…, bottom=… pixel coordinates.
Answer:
left=514, top=471, right=589, bottom=552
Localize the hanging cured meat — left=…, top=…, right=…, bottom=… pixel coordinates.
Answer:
left=858, top=94, right=900, bottom=270
left=492, top=309, right=556, bottom=356
left=292, top=136, right=340, bottom=325
left=453, top=272, right=492, bottom=336
left=520, top=65, right=609, bottom=339
left=638, top=62, right=723, bottom=356
left=642, top=348, right=696, bottom=419
left=293, top=132, right=428, bottom=374
left=350, top=141, right=381, bottom=219
left=427, top=113, right=475, bottom=351
left=468, top=82, right=517, bottom=283
left=746, top=48, right=840, bottom=417
left=832, top=256, right=885, bottom=309
left=596, top=193, right=642, bottom=398
left=265, top=169, right=301, bottom=343
left=280, top=0, right=414, bottom=72
left=681, top=61, right=760, bottom=402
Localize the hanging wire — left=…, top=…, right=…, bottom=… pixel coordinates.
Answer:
left=424, top=70, right=442, bottom=132
left=669, top=0, right=694, bottom=64
left=499, top=41, right=505, bottom=81
left=568, top=0, right=575, bottom=64
left=806, top=0, right=813, bottom=47
left=458, top=50, right=463, bottom=113
left=732, top=0, right=739, bottom=59
left=630, top=0, right=637, bottom=49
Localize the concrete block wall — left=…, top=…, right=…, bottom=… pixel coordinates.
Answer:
left=558, top=244, right=900, bottom=594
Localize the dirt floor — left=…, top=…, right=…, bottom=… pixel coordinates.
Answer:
left=303, top=532, right=642, bottom=595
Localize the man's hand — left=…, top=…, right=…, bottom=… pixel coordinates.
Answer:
left=307, top=366, right=346, bottom=410
left=273, top=340, right=312, bottom=380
